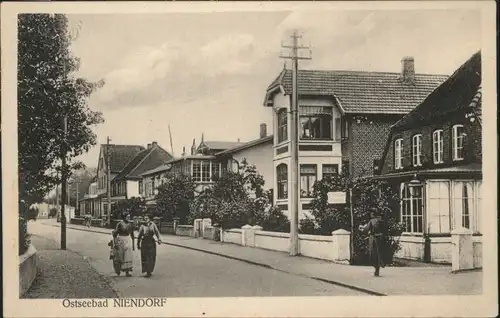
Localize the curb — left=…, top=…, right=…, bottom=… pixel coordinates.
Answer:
left=47, top=223, right=386, bottom=296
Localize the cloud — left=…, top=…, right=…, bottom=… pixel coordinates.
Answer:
left=93, top=33, right=269, bottom=108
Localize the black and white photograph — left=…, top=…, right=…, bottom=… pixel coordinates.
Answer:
left=1, top=1, right=497, bottom=317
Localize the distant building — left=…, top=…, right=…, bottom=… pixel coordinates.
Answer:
left=262, top=58, right=449, bottom=219
left=375, top=51, right=482, bottom=264
left=79, top=142, right=172, bottom=219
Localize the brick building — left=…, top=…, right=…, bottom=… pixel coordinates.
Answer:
left=262, top=57, right=448, bottom=218
left=375, top=51, right=482, bottom=265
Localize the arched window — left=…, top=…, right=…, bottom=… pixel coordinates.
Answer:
left=432, top=129, right=444, bottom=164
left=394, top=138, right=403, bottom=170
left=276, top=164, right=288, bottom=199
left=277, top=109, right=288, bottom=143
left=452, top=124, right=465, bottom=161
left=412, top=134, right=423, bottom=167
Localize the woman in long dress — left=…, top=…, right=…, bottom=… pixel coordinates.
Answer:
left=112, top=212, right=135, bottom=276
left=137, top=214, right=161, bottom=277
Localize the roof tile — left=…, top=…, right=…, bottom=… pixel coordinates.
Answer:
left=266, top=69, right=449, bottom=114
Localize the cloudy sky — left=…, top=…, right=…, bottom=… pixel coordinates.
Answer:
left=67, top=9, right=481, bottom=168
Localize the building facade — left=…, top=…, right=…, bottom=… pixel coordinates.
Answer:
left=262, top=58, right=449, bottom=219
left=376, top=51, right=482, bottom=264
left=78, top=142, right=172, bottom=219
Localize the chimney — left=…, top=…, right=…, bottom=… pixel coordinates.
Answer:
left=191, top=139, right=196, bottom=155
left=401, top=56, right=415, bottom=84
left=147, top=143, right=151, bottom=149
left=260, top=123, right=267, bottom=138
left=151, top=141, right=158, bottom=148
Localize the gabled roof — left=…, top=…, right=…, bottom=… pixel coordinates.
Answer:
left=101, top=144, right=145, bottom=173
left=114, top=145, right=173, bottom=180
left=199, top=141, right=245, bottom=151
left=215, top=135, right=273, bottom=156
left=264, top=69, right=449, bottom=114
left=391, top=51, right=481, bottom=131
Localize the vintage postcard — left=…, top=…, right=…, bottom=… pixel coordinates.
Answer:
left=1, top=1, right=497, bottom=317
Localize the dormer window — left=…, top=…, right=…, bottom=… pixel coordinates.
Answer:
left=412, top=134, right=423, bottom=167
left=452, top=124, right=465, bottom=161
left=394, top=138, right=403, bottom=170
left=433, top=129, right=444, bottom=164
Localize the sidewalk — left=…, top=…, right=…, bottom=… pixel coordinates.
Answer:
left=22, top=233, right=119, bottom=299
left=44, top=220, right=482, bottom=296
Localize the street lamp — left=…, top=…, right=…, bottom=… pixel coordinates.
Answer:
left=407, top=173, right=422, bottom=197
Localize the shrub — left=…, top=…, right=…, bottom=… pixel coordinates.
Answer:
left=299, top=217, right=318, bottom=235
left=260, top=205, right=290, bottom=233
left=49, top=208, right=57, bottom=218
left=155, top=173, right=196, bottom=223
left=19, top=216, right=30, bottom=255
left=26, top=207, right=39, bottom=221
left=309, top=167, right=402, bottom=265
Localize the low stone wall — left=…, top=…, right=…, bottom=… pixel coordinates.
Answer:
left=159, top=222, right=175, bottom=235
left=220, top=225, right=351, bottom=263
left=70, top=217, right=85, bottom=225
left=203, top=226, right=216, bottom=240
left=396, top=234, right=482, bottom=268
left=222, top=229, right=243, bottom=245
left=176, top=225, right=194, bottom=237
left=19, top=244, right=38, bottom=297
left=254, top=231, right=289, bottom=252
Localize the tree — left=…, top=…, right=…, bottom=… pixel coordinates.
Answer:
left=111, top=197, right=146, bottom=220
left=18, top=14, right=104, bottom=208
left=155, top=173, right=196, bottom=223
left=189, top=159, right=267, bottom=229
left=309, top=166, right=404, bottom=265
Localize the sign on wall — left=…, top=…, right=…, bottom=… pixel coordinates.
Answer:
left=327, top=191, right=346, bottom=204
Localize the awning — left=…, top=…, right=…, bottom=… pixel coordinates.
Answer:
left=372, top=163, right=482, bottom=181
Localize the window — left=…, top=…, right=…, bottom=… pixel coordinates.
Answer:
left=452, top=181, right=475, bottom=231
left=341, top=119, right=349, bottom=139
left=452, top=124, right=465, bottom=161
left=192, top=161, right=201, bottom=182
left=427, top=181, right=450, bottom=233
left=277, top=109, right=288, bottom=143
left=433, top=130, right=444, bottom=164
left=322, top=164, right=338, bottom=179
left=300, top=165, right=317, bottom=198
left=476, top=181, right=482, bottom=233
left=334, top=117, right=341, bottom=141
left=299, top=106, right=332, bottom=140
left=400, top=183, right=424, bottom=233
left=138, top=181, right=143, bottom=196
left=394, top=138, right=403, bottom=170
left=412, top=134, right=422, bottom=167
left=201, top=161, right=210, bottom=182
left=277, top=164, right=288, bottom=199
left=211, top=162, right=220, bottom=181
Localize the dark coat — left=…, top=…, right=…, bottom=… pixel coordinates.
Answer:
left=360, top=217, right=386, bottom=268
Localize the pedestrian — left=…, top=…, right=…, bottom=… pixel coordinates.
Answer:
left=112, top=211, right=135, bottom=276
left=137, top=213, right=162, bottom=278
left=359, top=208, right=386, bottom=277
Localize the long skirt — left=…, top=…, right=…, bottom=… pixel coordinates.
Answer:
left=113, top=235, right=133, bottom=273
left=368, top=235, right=385, bottom=269
left=140, top=239, right=157, bottom=274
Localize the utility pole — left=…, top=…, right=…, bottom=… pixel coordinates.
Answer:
left=55, top=182, right=60, bottom=220
left=280, top=30, right=312, bottom=256
left=75, top=180, right=80, bottom=216
left=107, top=136, right=112, bottom=227
left=61, top=116, right=68, bottom=250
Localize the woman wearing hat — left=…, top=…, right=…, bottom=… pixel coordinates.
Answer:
left=137, top=214, right=162, bottom=277
left=112, top=211, right=135, bottom=276
left=359, top=208, right=386, bottom=277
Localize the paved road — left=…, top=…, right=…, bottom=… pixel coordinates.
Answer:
left=29, top=221, right=365, bottom=297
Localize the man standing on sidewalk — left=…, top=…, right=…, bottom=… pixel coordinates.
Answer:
left=359, top=208, right=386, bottom=277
